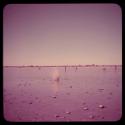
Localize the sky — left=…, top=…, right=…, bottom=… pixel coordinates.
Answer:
left=3, top=4, right=122, bottom=66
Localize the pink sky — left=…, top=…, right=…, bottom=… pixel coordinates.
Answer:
left=3, top=4, right=122, bottom=66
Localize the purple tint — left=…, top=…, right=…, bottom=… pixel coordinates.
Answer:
left=3, top=66, right=122, bottom=121
left=3, top=4, right=122, bottom=66
left=3, top=4, right=122, bottom=122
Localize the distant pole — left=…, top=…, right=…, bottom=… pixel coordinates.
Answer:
left=65, top=66, right=67, bottom=72
left=75, top=66, right=77, bottom=72
left=115, top=65, right=117, bottom=70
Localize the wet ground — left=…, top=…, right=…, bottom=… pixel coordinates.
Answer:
left=3, top=66, right=122, bottom=122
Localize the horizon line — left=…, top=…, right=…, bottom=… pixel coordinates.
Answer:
left=3, top=64, right=122, bottom=67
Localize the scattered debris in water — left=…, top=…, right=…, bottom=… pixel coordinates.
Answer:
left=98, top=105, right=105, bottom=108
left=83, top=107, right=88, bottom=110
left=85, top=91, right=89, bottom=94
left=60, top=116, right=65, bottom=119
left=29, top=102, right=33, bottom=104
left=55, top=115, right=60, bottom=118
left=109, top=92, right=112, bottom=95
left=69, top=86, right=72, bottom=88
left=102, top=117, right=104, bottom=119
left=98, top=89, right=104, bottom=91
left=89, top=115, right=94, bottom=119
left=65, top=111, right=71, bottom=114
left=52, top=96, right=56, bottom=98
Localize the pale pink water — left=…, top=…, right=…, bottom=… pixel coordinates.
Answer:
left=3, top=66, right=122, bottom=122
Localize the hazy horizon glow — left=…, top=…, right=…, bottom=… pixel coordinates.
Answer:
left=3, top=4, right=122, bottom=66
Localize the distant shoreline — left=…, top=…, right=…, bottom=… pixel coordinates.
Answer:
left=3, top=65, right=122, bottom=67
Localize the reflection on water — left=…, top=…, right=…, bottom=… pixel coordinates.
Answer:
left=52, top=80, right=60, bottom=94
left=52, top=68, right=60, bottom=95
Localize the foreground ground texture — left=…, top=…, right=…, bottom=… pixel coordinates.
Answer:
left=3, top=66, right=122, bottom=122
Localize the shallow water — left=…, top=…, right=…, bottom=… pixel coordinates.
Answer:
left=3, top=66, right=122, bottom=122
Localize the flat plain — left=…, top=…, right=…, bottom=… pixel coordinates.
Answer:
left=3, top=65, right=122, bottom=122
